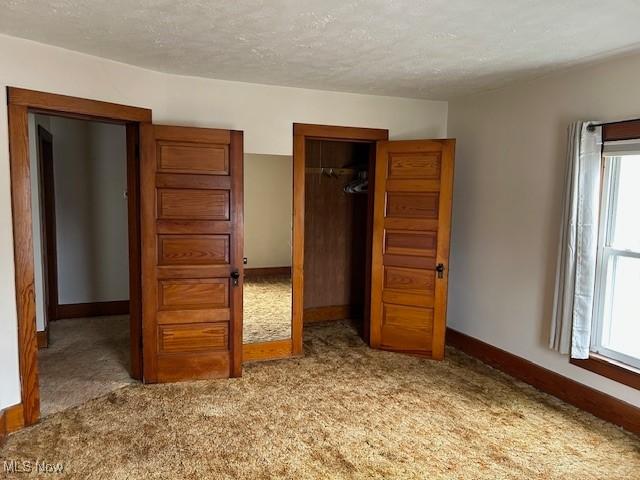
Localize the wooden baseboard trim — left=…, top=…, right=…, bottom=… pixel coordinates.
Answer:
left=244, top=266, right=291, bottom=278
left=243, top=339, right=292, bottom=362
left=304, top=304, right=361, bottom=324
left=56, top=300, right=129, bottom=319
left=0, top=409, right=5, bottom=446
left=1, top=403, right=29, bottom=443
left=6, top=404, right=24, bottom=433
left=446, top=328, right=640, bottom=435
left=1, top=403, right=25, bottom=439
left=37, top=326, right=49, bottom=349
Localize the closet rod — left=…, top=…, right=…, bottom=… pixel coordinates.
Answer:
left=305, top=167, right=358, bottom=176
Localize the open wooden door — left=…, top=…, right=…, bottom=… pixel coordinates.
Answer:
left=369, top=139, right=455, bottom=360
left=140, top=125, right=244, bottom=382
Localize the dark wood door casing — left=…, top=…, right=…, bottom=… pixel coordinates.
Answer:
left=291, top=123, right=389, bottom=356
left=7, top=87, right=151, bottom=427
left=36, top=126, right=57, bottom=332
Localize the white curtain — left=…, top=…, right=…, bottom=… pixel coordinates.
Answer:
left=550, top=121, right=602, bottom=358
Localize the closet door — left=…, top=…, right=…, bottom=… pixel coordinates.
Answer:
left=369, top=139, right=455, bottom=359
left=140, top=125, right=243, bottom=382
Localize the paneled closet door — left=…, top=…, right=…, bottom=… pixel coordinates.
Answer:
left=140, top=125, right=244, bottom=382
left=369, top=139, right=455, bottom=359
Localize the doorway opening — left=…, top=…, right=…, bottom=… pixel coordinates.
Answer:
left=242, top=153, right=293, bottom=346
left=8, top=87, right=150, bottom=427
left=30, top=113, right=133, bottom=416
left=303, top=140, right=373, bottom=335
left=291, top=124, right=389, bottom=354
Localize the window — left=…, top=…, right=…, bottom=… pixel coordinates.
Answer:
left=592, top=152, right=640, bottom=370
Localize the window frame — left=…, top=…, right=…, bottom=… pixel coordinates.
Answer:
left=571, top=120, right=640, bottom=390
left=591, top=152, right=640, bottom=370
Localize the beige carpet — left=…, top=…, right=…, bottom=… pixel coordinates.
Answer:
left=3, top=321, right=638, bottom=479
left=244, top=275, right=292, bottom=344
left=38, top=315, right=135, bottom=417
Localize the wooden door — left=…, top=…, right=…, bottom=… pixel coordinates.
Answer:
left=140, top=125, right=244, bottom=382
left=369, top=139, right=455, bottom=359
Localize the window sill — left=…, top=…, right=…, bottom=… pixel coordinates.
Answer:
left=571, top=354, right=640, bottom=390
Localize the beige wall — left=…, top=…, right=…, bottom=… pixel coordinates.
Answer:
left=28, top=115, right=129, bottom=331
left=51, top=117, right=129, bottom=305
left=28, top=114, right=51, bottom=332
left=244, top=154, right=292, bottom=269
left=447, top=52, right=640, bottom=407
left=0, top=33, right=447, bottom=409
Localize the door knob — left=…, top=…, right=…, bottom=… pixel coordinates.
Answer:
left=436, top=263, right=445, bottom=279
left=230, top=270, right=240, bottom=287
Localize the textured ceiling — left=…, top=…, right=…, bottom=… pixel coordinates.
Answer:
left=2, top=0, right=640, bottom=99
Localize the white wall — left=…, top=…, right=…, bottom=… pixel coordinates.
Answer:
left=50, top=117, right=92, bottom=304
left=28, top=115, right=129, bottom=331
left=86, top=122, right=129, bottom=303
left=0, top=33, right=447, bottom=409
left=244, top=154, right=292, bottom=269
left=448, top=52, right=640, bottom=407
left=28, top=114, right=51, bottom=331
left=49, top=117, right=128, bottom=306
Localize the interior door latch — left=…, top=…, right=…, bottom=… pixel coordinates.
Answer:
left=230, top=270, right=240, bottom=287
left=436, top=263, right=445, bottom=279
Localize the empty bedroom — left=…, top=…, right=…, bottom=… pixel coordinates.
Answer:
left=0, top=1, right=638, bottom=479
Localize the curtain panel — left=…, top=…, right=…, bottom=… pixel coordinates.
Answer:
left=550, top=122, right=602, bottom=359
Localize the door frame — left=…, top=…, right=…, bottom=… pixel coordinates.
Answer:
left=35, top=125, right=57, bottom=345
left=242, top=154, right=294, bottom=364
left=291, top=123, right=389, bottom=355
left=7, top=87, right=151, bottom=427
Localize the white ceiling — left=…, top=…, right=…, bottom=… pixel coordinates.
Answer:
left=2, top=0, right=640, bottom=99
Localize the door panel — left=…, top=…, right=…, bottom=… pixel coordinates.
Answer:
left=158, top=142, right=229, bottom=175
left=157, top=189, right=230, bottom=220
left=141, top=124, right=243, bottom=382
left=159, top=323, right=229, bottom=353
left=370, top=139, right=454, bottom=359
left=158, top=278, right=229, bottom=309
left=157, top=235, right=229, bottom=265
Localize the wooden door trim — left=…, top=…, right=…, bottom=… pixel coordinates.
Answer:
left=244, top=266, right=291, bottom=278
left=7, top=87, right=150, bottom=428
left=243, top=339, right=292, bottom=363
left=293, top=123, right=389, bottom=142
left=229, top=130, right=244, bottom=377
left=291, top=123, right=389, bottom=355
left=126, top=123, right=143, bottom=380
left=36, top=126, right=59, bottom=326
left=8, top=88, right=151, bottom=123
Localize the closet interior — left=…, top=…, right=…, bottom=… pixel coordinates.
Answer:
left=303, top=139, right=375, bottom=337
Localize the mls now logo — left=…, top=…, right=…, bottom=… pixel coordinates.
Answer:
left=4, top=459, right=64, bottom=474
